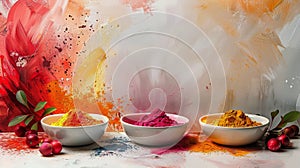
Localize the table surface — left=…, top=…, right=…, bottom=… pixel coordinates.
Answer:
left=0, top=132, right=299, bottom=168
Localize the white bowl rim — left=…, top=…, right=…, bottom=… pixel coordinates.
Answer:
left=41, top=113, right=109, bottom=129
left=199, top=113, right=269, bottom=130
left=121, top=112, right=189, bottom=129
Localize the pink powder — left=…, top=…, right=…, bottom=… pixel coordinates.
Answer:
left=135, top=108, right=179, bottom=127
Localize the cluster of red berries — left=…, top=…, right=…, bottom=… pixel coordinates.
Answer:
left=39, top=138, right=62, bottom=157
left=14, top=125, right=40, bottom=148
left=266, top=125, right=299, bottom=152
left=14, top=125, right=62, bottom=157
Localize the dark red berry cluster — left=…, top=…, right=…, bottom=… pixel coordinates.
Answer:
left=14, top=125, right=62, bottom=156
left=14, top=125, right=39, bottom=148
left=267, top=125, right=299, bottom=152
left=39, top=138, right=62, bottom=157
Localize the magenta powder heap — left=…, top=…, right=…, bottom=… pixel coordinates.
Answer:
left=135, top=109, right=179, bottom=127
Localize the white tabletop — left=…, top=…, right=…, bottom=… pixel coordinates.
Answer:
left=0, top=132, right=299, bottom=168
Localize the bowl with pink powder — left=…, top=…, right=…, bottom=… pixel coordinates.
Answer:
left=121, top=108, right=189, bottom=147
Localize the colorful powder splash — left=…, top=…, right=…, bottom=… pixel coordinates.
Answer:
left=152, top=133, right=262, bottom=157
left=92, top=133, right=261, bottom=158
left=194, top=0, right=300, bottom=113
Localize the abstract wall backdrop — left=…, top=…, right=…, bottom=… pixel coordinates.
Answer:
left=0, top=0, right=300, bottom=132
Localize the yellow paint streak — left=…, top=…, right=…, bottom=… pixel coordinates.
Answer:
left=94, top=48, right=107, bottom=99
left=72, top=47, right=106, bottom=113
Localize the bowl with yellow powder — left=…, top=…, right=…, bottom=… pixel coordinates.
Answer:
left=199, top=110, right=269, bottom=146
left=41, top=111, right=109, bottom=146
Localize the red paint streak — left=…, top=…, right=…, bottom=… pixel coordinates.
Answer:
left=6, top=0, right=50, bottom=56
left=0, top=0, right=70, bottom=131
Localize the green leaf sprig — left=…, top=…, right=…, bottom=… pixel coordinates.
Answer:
left=8, top=90, right=57, bottom=130
left=269, top=109, right=300, bottom=132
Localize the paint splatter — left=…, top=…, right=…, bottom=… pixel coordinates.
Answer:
left=0, top=0, right=69, bottom=131
left=92, top=133, right=261, bottom=159
left=0, top=0, right=93, bottom=131
left=121, top=0, right=154, bottom=12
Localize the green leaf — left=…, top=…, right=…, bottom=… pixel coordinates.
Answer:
left=24, top=116, right=34, bottom=126
left=268, top=110, right=280, bottom=131
left=271, top=110, right=279, bottom=120
left=8, top=115, right=29, bottom=127
left=31, top=122, right=38, bottom=131
left=16, top=90, right=29, bottom=108
left=42, top=107, right=57, bottom=116
left=283, top=111, right=300, bottom=123
left=34, top=101, right=47, bottom=112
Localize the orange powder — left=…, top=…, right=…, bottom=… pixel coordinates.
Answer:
left=162, top=133, right=260, bottom=157
left=189, top=140, right=251, bottom=156
left=97, top=102, right=122, bottom=131
left=46, top=81, right=74, bottom=114
left=214, top=110, right=262, bottom=127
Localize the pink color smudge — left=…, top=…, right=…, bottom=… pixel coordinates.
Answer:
left=1, top=0, right=13, bottom=11
left=121, top=0, right=153, bottom=12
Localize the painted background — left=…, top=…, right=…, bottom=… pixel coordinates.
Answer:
left=1, top=0, right=300, bottom=132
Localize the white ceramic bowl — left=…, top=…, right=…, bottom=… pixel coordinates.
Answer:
left=121, top=113, right=189, bottom=147
left=199, top=113, right=269, bottom=146
left=41, top=114, right=109, bottom=146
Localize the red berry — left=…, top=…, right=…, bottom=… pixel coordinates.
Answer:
left=290, top=125, right=299, bottom=136
left=14, top=125, right=26, bottom=137
left=51, top=140, right=62, bottom=154
left=39, top=142, right=53, bottom=157
left=26, top=134, right=39, bottom=148
left=25, top=130, right=38, bottom=137
left=267, top=138, right=281, bottom=152
left=277, top=134, right=290, bottom=147
left=282, top=127, right=295, bottom=138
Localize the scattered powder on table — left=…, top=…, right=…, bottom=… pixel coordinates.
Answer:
left=153, top=133, right=261, bottom=157
left=0, top=133, right=48, bottom=154
left=51, top=110, right=103, bottom=126
left=93, top=136, right=139, bottom=157
left=135, top=108, right=179, bottom=127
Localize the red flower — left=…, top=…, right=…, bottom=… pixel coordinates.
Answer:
left=5, top=0, right=49, bottom=56
left=0, top=0, right=68, bottom=131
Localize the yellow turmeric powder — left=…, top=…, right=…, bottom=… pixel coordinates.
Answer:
left=215, top=110, right=261, bottom=127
